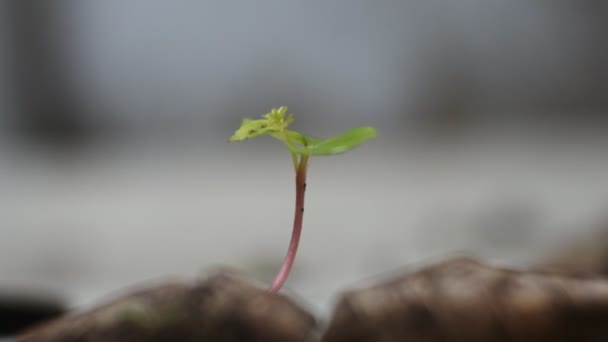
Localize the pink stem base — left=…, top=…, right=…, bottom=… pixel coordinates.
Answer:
left=269, top=155, right=309, bottom=292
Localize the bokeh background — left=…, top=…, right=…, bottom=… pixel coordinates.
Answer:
left=1, top=0, right=607, bottom=332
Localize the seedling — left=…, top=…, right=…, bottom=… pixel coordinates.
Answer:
left=229, top=107, right=376, bottom=292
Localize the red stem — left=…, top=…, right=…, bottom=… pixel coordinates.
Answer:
left=269, top=155, right=309, bottom=292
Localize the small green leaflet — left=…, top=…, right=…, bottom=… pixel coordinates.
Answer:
left=304, top=127, right=376, bottom=156
left=229, top=107, right=376, bottom=156
left=228, top=107, right=293, bottom=142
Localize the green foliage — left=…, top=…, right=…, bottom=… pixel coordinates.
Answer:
left=229, top=107, right=376, bottom=156
left=228, top=107, right=294, bottom=142
left=306, top=126, right=377, bottom=156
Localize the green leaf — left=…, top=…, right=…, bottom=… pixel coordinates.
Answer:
left=228, top=107, right=293, bottom=142
left=229, top=107, right=377, bottom=157
left=306, top=126, right=377, bottom=156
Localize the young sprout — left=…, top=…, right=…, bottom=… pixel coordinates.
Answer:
left=229, top=107, right=376, bottom=292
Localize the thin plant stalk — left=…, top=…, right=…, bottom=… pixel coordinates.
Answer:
left=270, top=153, right=309, bottom=292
